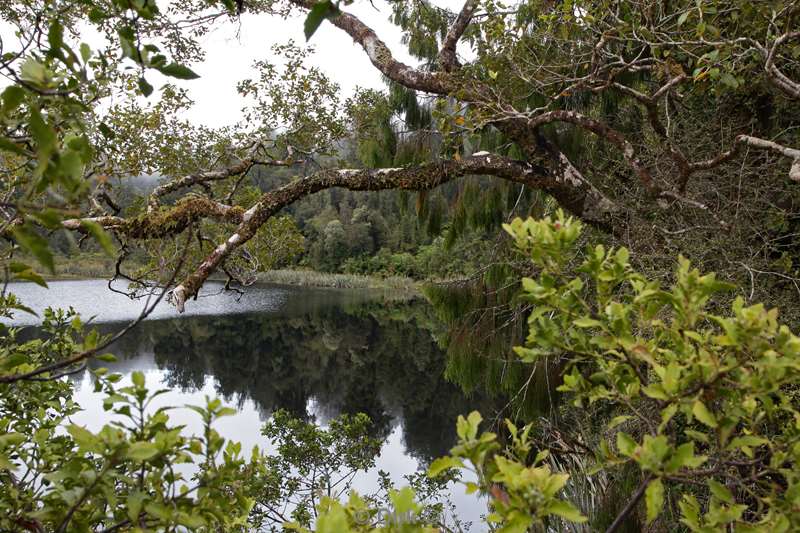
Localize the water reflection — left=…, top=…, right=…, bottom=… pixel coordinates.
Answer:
left=9, top=281, right=496, bottom=528
left=80, top=294, right=494, bottom=462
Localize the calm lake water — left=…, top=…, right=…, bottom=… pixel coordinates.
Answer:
left=5, top=279, right=489, bottom=529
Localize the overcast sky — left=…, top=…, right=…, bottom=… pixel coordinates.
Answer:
left=170, top=1, right=464, bottom=128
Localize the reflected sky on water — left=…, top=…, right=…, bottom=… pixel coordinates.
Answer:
left=7, top=280, right=490, bottom=530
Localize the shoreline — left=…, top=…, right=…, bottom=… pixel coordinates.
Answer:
left=36, top=268, right=421, bottom=293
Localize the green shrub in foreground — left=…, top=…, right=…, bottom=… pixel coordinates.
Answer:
left=3, top=211, right=800, bottom=531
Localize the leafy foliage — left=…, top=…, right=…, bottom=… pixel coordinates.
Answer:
left=503, top=210, right=800, bottom=531
left=1, top=317, right=258, bottom=530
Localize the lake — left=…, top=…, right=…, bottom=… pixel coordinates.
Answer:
left=5, top=279, right=490, bottom=530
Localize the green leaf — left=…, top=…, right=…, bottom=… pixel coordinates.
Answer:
left=0, top=432, right=25, bottom=447
left=47, top=19, right=64, bottom=53
left=708, top=479, right=733, bottom=503
left=80, top=43, right=91, bottom=62
left=666, top=442, right=706, bottom=472
left=58, top=150, right=83, bottom=180
left=127, top=441, right=159, bottom=461
left=548, top=500, right=587, bottom=523
left=427, top=456, right=464, bottom=477
left=662, top=362, right=681, bottom=394
left=156, top=63, right=200, bottom=80
left=127, top=491, right=146, bottom=521
left=304, top=0, right=338, bottom=41
left=216, top=407, right=236, bottom=418
left=29, top=107, right=56, bottom=153
left=98, top=122, right=116, bottom=139
left=80, top=220, right=116, bottom=256
left=727, top=435, right=768, bottom=451
left=646, top=478, right=664, bottom=523
left=616, top=432, right=637, bottom=457
left=9, top=261, right=47, bottom=287
left=644, top=384, right=667, bottom=401
left=131, top=371, right=145, bottom=388
left=719, top=72, right=739, bottom=89
left=659, top=403, right=678, bottom=432
left=692, top=400, right=718, bottom=428
left=176, top=512, right=206, bottom=528
left=20, top=59, right=49, bottom=86
left=67, top=424, right=97, bottom=449
left=12, top=224, right=54, bottom=273
left=457, top=411, right=482, bottom=440
left=117, top=27, right=137, bottom=60
left=0, top=136, right=27, bottom=155
left=573, top=317, right=603, bottom=328
left=30, top=209, right=62, bottom=229
left=389, top=487, right=417, bottom=515
left=2, top=85, right=25, bottom=113
left=138, top=77, right=154, bottom=97
left=316, top=502, right=348, bottom=533
left=608, top=415, right=632, bottom=429
left=144, top=501, right=173, bottom=520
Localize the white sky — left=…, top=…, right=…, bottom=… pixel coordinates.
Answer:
left=168, top=0, right=465, bottom=128
left=0, top=1, right=467, bottom=128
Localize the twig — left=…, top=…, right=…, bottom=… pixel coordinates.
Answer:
left=0, top=226, right=193, bottom=383
left=605, top=473, right=653, bottom=533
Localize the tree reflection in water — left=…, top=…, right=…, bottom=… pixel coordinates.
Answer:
left=84, top=291, right=498, bottom=463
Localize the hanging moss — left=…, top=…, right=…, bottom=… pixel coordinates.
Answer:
left=425, top=195, right=446, bottom=236
left=388, top=81, right=432, bottom=130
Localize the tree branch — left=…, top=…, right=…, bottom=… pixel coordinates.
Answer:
left=60, top=197, right=244, bottom=239
left=0, top=228, right=192, bottom=383
left=290, top=0, right=451, bottom=94
left=169, top=152, right=568, bottom=311
left=439, top=0, right=479, bottom=72
left=765, top=31, right=800, bottom=100
left=688, top=134, right=800, bottom=182
left=146, top=155, right=300, bottom=213
left=605, top=473, right=653, bottom=533
left=147, top=159, right=255, bottom=212
left=527, top=110, right=659, bottom=194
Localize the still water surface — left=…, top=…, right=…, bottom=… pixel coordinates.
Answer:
left=7, top=279, right=488, bottom=529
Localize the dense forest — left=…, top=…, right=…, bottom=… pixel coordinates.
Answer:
left=2, top=0, right=800, bottom=531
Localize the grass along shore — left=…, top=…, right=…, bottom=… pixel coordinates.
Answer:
left=256, top=269, right=418, bottom=291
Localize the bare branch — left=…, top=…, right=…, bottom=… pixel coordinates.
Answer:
left=527, top=110, right=659, bottom=193
left=605, top=473, right=653, bottom=533
left=689, top=134, right=800, bottom=182
left=765, top=31, right=800, bottom=100
left=147, top=159, right=255, bottom=212
left=290, top=0, right=451, bottom=94
left=0, top=228, right=192, bottom=383
left=169, top=152, right=573, bottom=311
left=439, top=0, right=479, bottom=72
